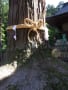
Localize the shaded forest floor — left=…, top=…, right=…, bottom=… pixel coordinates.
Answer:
left=0, top=45, right=68, bottom=90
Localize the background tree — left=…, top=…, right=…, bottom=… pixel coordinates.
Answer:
left=57, top=1, right=64, bottom=11
left=46, top=1, right=64, bottom=17
left=46, top=4, right=57, bottom=16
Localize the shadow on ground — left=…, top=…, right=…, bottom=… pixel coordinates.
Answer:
left=0, top=44, right=68, bottom=90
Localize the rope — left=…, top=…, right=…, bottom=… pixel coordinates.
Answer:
left=28, top=29, right=39, bottom=43
left=24, top=18, right=43, bottom=30
left=7, top=18, right=44, bottom=43
left=24, top=18, right=43, bottom=43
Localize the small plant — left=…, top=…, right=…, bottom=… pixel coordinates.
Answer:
left=14, top=49, right=32, bottom=67
left=7, top=84, right=19, bottom=90
left=0, top=24, right=7, bottom=52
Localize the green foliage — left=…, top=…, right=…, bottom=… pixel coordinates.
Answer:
left=0, top=0, right=9, bottom=52
left=47, top=25, right=59, bottom=46
left=1, top=0, right=9, bottom=24
left=0, top=24, right=7, bottom=52
left=46, top=2, right=65, bottom=46
left=46, top=4, right=57, bottom=16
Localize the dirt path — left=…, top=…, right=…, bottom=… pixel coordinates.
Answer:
left=0, top=57, right=68, bottom=90
left=0, top=61, right=46, bottom=90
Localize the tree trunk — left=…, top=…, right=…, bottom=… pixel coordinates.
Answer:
left=8, top=0, right=46, bottom=25
left=7, top=0, right=46, bottom=50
